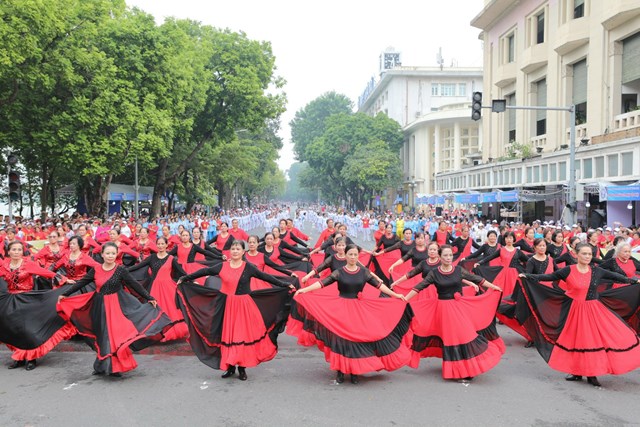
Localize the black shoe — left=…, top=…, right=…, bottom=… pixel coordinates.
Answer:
left=458, top=377, right=473, bottom=383
left=335, top=371, right=344, bottom=384
left=565, top=374, right=583, bottom=381
left=587, top=376, right=601, bottom=387
left=108, top=372, right=122, bottom=378
left=92, top=370, right=104, bottom=376
left=221, top=366, right=236, bottom=379
left=350, top=374, right=359, bottom=384
left=524, top=341, right=534, bottom=348
left=8, top=360, right=26, bottom=369
left=238, top=367, right=247, bottom=381
left=25, top=360, right=37, bottom=371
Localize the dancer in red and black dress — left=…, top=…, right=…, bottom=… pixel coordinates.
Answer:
left=32, top=231, right=67, bottom=269
left=75, top=224, right=101, bottom=256
left=554, top=237, right=580, bottom=268
left=128, top=237, right=189, bottom=341
left=519, top=243, right=640, bottom=387
left=546, top=231, right=567, bottom=261
left=52, top=236, right=100, bottom=286
left=170, top=229, right=224, bottom=285
left=451, top=226, right=481, bottom=266
left=177, top=240, right=295, bottom=381
left=599, top=242, right=640, bottom=287
left=262, top=229, right=312, bottom=275
left=404, top=245, right=504, bottom=381
left=57, top=242, right=172, bottom=377
left=460, top=229, right=501, bottom=267
left=369, top=223, right=401, bottom=285
left=431, top=221, right=454, bottom=246
left=129, top=227, right=158, bottom=261
left=0, top=241, right=75, bottom=371
left=514, top=227, right=535, bottom=254
left=244, top=235, right=296, bottom=289
left=206, top=222, right=235, bottom=257
left=390, top=241, right=440, bottom=298
left=101, top=229, right=140, bottom=266
left=289, top=244, right=411, bottom=384
left=474, top=231, right=528, bottom=295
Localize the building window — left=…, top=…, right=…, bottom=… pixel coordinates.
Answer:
left=442, top=84, right=456, bottom=96
left=559, top=161, right=567, bottom=179
left=507, top=33, right=515, bottom=63
left=431, top=84, right=439, bottom=96
left=583, top=158, right=592, bottom=179
left=574, top=0, right=584, bottom=19
left=572, top=59, right=588, bottom=124
left=536, top=79, right=547, bottom=136
left=458, top=83, right=466, bottom=97
left=622, top=152, right=634, bottom=175
left=550, top=164, right=557, bottom=181
left=507, top=93, right=516, bottom=142
left=608, top=155, right=618, bottom=176
left=595, top=156, right=604, bottom=178
left=536, top=12, right=545, bottom=44
left=541, top=164, right=548, bottom=181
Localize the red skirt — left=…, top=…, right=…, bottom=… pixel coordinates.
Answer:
left=149, top=277, right=188, bottom=342
left=409, top=290, right=504, bottom=379
left=57, top=290, right=173, bottom=374
left=369, top=250, right=401, bottom=285
left=390, top=262, right=436, bottom=300
left=548, top=299, right=640, bottom=376
left=177, top=282, right=290, bottom=370
left=287, top=292, right=413, bottom=375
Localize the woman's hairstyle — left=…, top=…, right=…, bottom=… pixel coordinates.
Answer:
left=439, top=244, right=453, bottom=255
left=614, top=241, right=631, bottom=258
left=102, top=242, right=119, bottom=254
left=345, top=243, right=360, bottom=253
left=68, top=235, right=84, bottom=250
left=533, top=238, right=546, bottom=248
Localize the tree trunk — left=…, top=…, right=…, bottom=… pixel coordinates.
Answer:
left=151, top=158, right=169, bottom=218
left=40, top=165, right=49, bottom=221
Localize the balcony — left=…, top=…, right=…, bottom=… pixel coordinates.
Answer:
left=530, top=135, right=547, bottom=150
left=565, top=123, right=588, bottom=142
left=520, top=43, right=548, bottom=73
left=614, top=109, right=640, bottom=131
left=554, top=17, right=589, bottom=56
left=601, top=0, right=640, bottom=30
left=495, top=62, right=517, bottom=88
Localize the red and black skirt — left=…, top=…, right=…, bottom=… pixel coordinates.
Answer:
left=409, top=289, right=504, bottom=379
left=519, top=277, right=640, bottom=376
left=288, top=292, right=414, bottom=375
left=0, top=280, right=77, bottom=361
left=57, top=290, right=173, bottom=374
left=177, top=281, right=291, bottom=370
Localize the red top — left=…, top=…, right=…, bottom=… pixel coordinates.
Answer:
left=32, top=245, right=68, bottom=268
left=0, top=258, right=59, bottom=293
left=219, top=262, right=244, bottom=294
left=53, top=252, right=100, bottom=281
left=229, top=228, right=249, bottom=242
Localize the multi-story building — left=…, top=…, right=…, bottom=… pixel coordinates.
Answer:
left=358, top=48, right=483, bottom=211
left=436, top=0, right=640, bottom=226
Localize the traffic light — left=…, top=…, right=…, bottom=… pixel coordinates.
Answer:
left=7, top=154, right=20, bottom=202
left=471, top=92, right=482, bottom=121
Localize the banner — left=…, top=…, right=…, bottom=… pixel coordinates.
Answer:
left=601, top=185, right=640, bottom=201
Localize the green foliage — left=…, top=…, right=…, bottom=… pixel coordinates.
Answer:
left=0, top=0, right=286, bottom=216
left=294, top=98, right=404, bottom=209
left=290, top=91, right=353, bottom=162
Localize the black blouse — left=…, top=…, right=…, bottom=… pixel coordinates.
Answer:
left=320, top=266, right=381, bottom=299
left=414, top=266, right=485, bottom=300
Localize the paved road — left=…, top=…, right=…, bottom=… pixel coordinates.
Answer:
left=1, top=217, right=639, bottom=426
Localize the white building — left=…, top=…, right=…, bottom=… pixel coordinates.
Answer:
left=435, top=0, right=640, bottom=225
left=358, top=49, right=483, bottom=210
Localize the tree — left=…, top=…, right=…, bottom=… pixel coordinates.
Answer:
left=303, top=111, right=404, bottom=205
left=290, top=91, right=353, bottom=162
left=148, top=25, right=286, bottom=217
